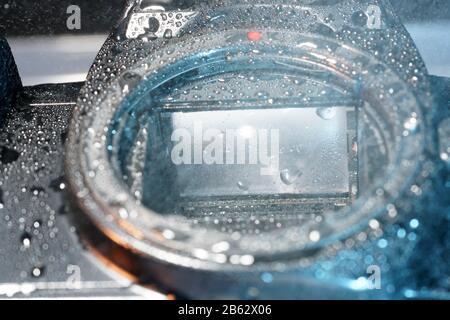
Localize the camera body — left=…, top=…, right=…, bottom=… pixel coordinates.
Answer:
left=0, top=71, right=165, bottom=299
left=1, top=0, right=450, bottom=299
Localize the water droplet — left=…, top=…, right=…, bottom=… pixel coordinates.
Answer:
left=261, top=272, right=273, bottom=283
left=31, top=266, right=44, bottom=278
left=247, top=287, right=260, bottom=298
left=30, top=186, right=45, bottom=196
left=33, top=220, right=41, bottom=229
left=316, top=107, right=336, bottom=120
left=441, top=152, right=449, bottom=162
left=21, top=232, right=32, bottom=248
left=212, top=241, right=230, bottom=253
left=369, top=219, right=380, bottom=230
left=280, top=168, right=302, bottom=185
left=409, top=219, right=420, bottom=229
left=119, top=72, right=142, bottom=93
left=237, top=181, right=249, bottom=191
left=404, top=117, right=418, bottom=132
left=309, top=230, right=321, bottom=242
left=49, top=176, right=65, bottom=192
left=240, top=255, right=255, bottom=266
left=352, top=11, right=368, bottom=26
left=164, top=29, right=173, bottom=39
left=118, top=208, right=129, bottom=219
left=162, top=229, right=175, bottom=240
left=377, top=238, right=388, bottom=248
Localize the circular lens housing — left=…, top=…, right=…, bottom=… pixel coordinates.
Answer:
left=66, top=30, right=426, bottom=273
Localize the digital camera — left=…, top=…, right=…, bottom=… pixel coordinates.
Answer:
left=0, top=0, right=449, bottom=299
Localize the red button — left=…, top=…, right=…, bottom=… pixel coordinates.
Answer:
left=247, top=31, right=262, bottom=42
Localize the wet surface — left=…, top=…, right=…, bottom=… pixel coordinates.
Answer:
left=58, top=0, right=450, bottom=299
left=1, top=0, right=449, bottom=299
left=0, top=83, right=163, bottom=299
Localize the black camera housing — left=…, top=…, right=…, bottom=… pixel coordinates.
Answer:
left=1, top=1, right=450, bottom=299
